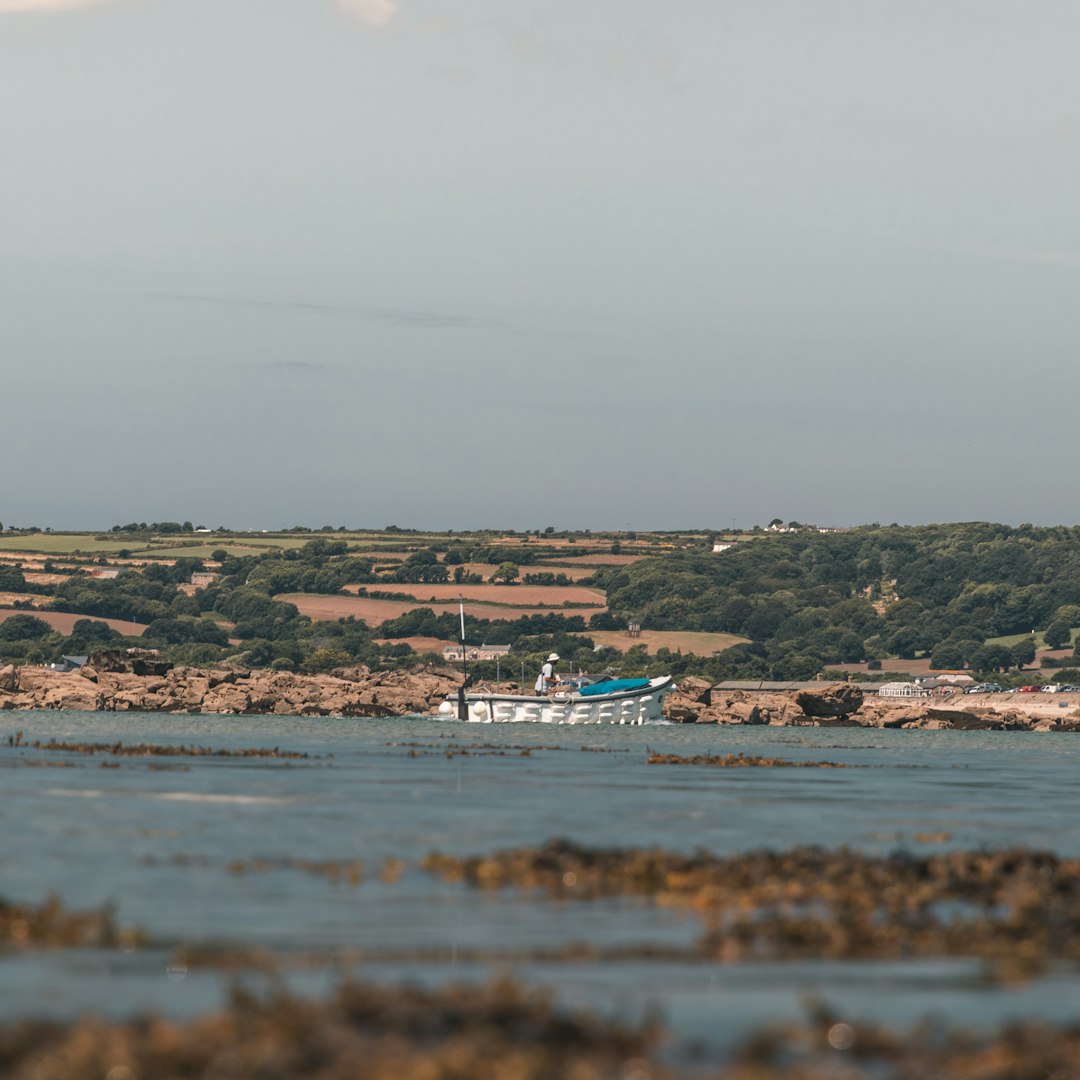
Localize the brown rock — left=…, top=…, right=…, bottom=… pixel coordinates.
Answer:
left=0, top=664, right=17, bottom=693
left=796, top=683, right=864, bottom=718
left=675, top=677, right=712, bottom=704
left=88, top=649, right=173, bottom=677
left=719, top=701, right=764, bottom=725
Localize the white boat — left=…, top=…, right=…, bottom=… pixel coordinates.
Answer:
left=436, top=676, right=675, bottom=725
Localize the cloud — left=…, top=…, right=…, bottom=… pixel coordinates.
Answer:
left=0, top=0, right=116, bottom=11
left=335, top=0, right=398, bottom=29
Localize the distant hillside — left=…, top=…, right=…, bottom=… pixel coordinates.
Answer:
left=596, top=523, right=1080, bottom=680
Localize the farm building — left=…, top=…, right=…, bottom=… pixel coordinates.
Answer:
left=443, top=644, right=512, bottom=662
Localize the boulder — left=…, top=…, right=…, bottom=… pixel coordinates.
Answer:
left=662, top=677, right=715, bottom=722
left=717, top=700, right=764, bottom=725
left=88, top=649, right=173, bottom=677
left=675, top=677, right=713, bottom=704
left=0, top=664, right=17, bottom=693
left=796, top=683, right=864, bottom=718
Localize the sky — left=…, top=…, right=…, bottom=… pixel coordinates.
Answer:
left=2, top=0, right=1079, bottom=532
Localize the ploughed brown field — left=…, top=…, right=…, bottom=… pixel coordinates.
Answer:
left=0, top=610, right=147, bottom=637
left=590, top=629, right=748, bottom=654
left=341, top=583, right=605, bottom=607
left=279, top=593, right=606, bottom=625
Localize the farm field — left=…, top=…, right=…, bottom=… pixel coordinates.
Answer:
left=0, top=535, right=139, bottom=555
left=373, top=636, right=456, bottom=654
left=589, top=629, right=747, bottom=655
left=987, top=627, right=1079, bottom=649
left=130, top=539, right=322, bottom=559
left=277, top=594, right=603, bottom=626
left=0, top=610, right=146, bottom=637
left=0, top=593, right=53, bottom=609
left=23, top=572, right=70, bottom=586
left=341, top=583, right=605, bottom=607
left=538, top=553, right=644, bottom=566
left=444, top=563, right=598, bottom=581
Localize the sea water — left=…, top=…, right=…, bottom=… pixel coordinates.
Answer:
left=2, top=711, right=1079, bottom=1053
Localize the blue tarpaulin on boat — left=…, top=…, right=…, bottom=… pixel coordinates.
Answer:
left=577, top=678, right=651, bottom=697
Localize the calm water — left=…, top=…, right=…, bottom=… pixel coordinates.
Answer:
left=2, top=711, right=1079, bottom=1051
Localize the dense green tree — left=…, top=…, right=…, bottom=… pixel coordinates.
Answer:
left=0, top=614, right=53, bottom=641
left=1043, top=621, right=1071, bottom=650
left=930, top=640, right=966, bottom=671
left=1011, top=638, right=1037, bottom=669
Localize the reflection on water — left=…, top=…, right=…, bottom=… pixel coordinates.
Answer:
left=2, top=711, right=1080, bottom=1040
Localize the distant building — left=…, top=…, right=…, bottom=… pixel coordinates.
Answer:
left=89, top=567, right=125, bottom=580
left=877, top=682, right=931, bottom=698
left=921, top=673, right=975, bottom=687
left=711, top=542, right=735, bottom=553
left=443, top=644, right=512, bottom=662
left=47, top=655, right=88, bottom=673
left=190, top=571, right=221, bottom=587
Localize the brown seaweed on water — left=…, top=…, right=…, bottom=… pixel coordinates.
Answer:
left=422, top=840, right=1080, bottom=973
left=11, top=738, right=312, bottom=759
left=0, top=978, right=658, bottom=1080
left=1, top=895, right=143, bottom=952
left=646, top=751, right=849, bottom=767
left=5, top=977, right=1080, bottom=1078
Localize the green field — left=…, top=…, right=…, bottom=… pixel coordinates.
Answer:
left=986, top=627, right=1079, bottom=649
left=0, top=534, right=139, bottom=555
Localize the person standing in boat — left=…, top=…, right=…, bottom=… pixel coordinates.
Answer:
left=534, top=653, right=561, bottom=695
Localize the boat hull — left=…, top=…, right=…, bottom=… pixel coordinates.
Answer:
left=437, top=676, right=674, bottom=724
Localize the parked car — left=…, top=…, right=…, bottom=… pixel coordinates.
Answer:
left=967, top=682, right=1004, bottom=694
left=1018, top=685, right=1043, bottom=692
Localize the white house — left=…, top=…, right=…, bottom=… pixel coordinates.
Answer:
left=877, top=681, right=931, bottom=698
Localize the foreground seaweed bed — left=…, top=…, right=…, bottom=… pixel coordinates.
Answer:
left=5, top=979, right=1080, bottom=1080
left=423, top=840, right=1080, bottom=972
left=0, top=979, right=655, bottom=1080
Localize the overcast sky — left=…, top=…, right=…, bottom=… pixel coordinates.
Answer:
left=2, top=0, right=1078, bottom=531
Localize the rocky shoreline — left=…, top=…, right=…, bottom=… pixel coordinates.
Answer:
left=3, top=660, right=1079, bottom=731
left=0, top=659, right=459, bottom=718
left=664, top=678, right=1080, bottom=732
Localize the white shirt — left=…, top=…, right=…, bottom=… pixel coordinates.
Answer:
left=534, top=662, right=556, bottom=694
